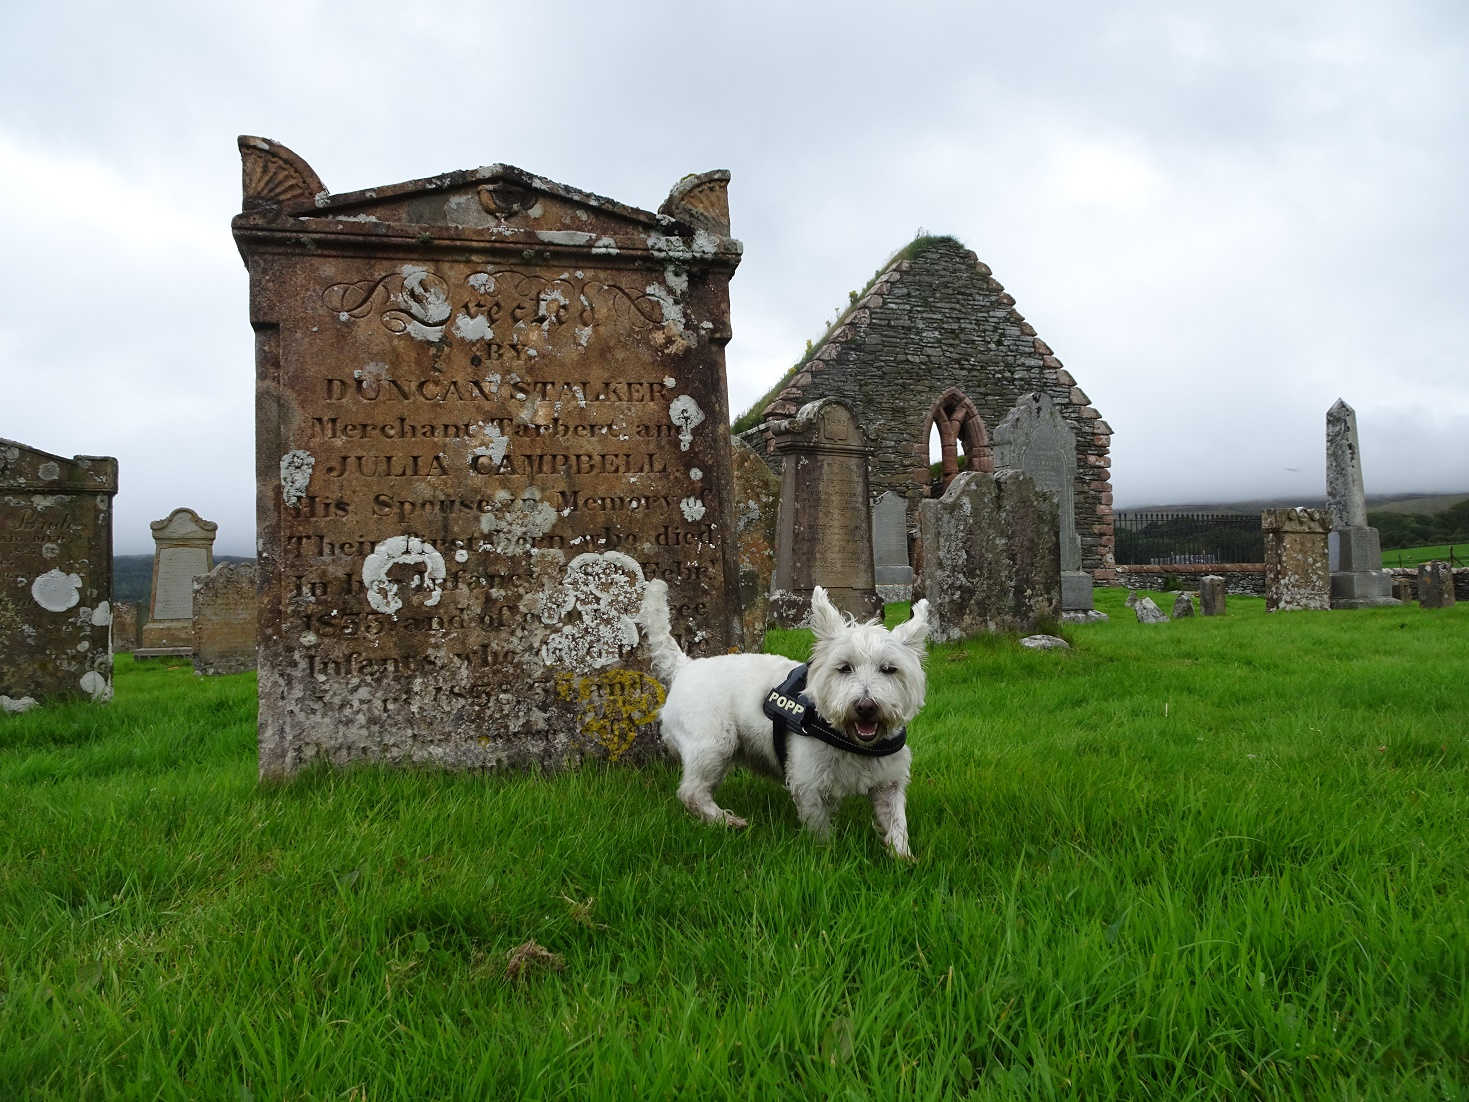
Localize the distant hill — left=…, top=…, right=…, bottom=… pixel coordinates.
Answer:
left=1116, top=492, right=1467, bottom=516
left=113, top=554, right=255, bottom=611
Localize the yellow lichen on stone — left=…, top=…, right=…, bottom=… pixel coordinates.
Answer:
left=555, top=669, right=665, bottom=762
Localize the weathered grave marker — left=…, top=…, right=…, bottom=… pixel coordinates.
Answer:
left=138, top=507, right=217, bottom=655
left=193, top=562, right=259, bottom=675
left=1417, top=561, right=1456, bottom=608
left=768, top=398, right=881, bottom=624
left=111, top=601, right=141, bottom=653
left=1262, top=508, right=1330, bottom=612
left=1199, top=575, right=1227, bottom=616
left=730, top=437, right=780, bottom=646
left=0, top=438, right=118, bottom=707
left=233, top=137, right=744, bottom=777
left=1325, top=399, right=1397, bottom=608
left=993, top=392, right=1093, bottom=614
left=917, top=469, right=1060, bottom=640
left=871, top=490, right=914, bottom=592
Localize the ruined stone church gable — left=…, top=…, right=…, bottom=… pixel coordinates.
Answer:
left=750, top=236, right=1115, bottom=581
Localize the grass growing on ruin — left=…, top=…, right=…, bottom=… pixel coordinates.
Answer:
left=2, top=593, right=1467, bottom=1098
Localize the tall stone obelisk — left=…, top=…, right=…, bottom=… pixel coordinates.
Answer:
left=1325, top=399, right=1398, bottom=608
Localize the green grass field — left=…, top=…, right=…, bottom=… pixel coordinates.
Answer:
left=1381, top=544, right=1463, bottom=569
left=3, top=590, right=1467, bottom=1098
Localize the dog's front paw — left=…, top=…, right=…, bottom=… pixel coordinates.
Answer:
left=886, top=841, right=916, bottom=862
left=720, top=811, right=749, bottom=830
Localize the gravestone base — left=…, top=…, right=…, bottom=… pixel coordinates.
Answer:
left=134, top=647, right=194, bottom=660
left=140, top=620, right=193, bottom=652
left=1061, top=609, right=1108, bottom=624
left=1061, top=571, right=1094, bottom=612
left=1328, top=525, right=1398, bottom=608
left=1329, top=572, right=1399, bottom=608
left=875, top=565, right=915, bottom=586
left=876, top=583, right=915, bottom=604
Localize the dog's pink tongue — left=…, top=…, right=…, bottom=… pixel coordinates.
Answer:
left=856, top=720, right=878, bottom=739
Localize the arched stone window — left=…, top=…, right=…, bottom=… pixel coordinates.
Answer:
left=921, top=388, right=992, bottom=494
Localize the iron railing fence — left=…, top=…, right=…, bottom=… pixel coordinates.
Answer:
left=1115, top=511, right=1265, bottom=565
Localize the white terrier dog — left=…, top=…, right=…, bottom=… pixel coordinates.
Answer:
left=638, top=581, right=930, bottom=857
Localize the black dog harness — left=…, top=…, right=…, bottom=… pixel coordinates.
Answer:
left=763, top=664, right=907, bottom=769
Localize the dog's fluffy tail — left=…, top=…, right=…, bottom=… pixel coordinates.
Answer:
left=637, top=579, right=690, bottom=685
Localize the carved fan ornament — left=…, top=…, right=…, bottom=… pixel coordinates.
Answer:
left=659, top=170, right=731, bottom=234
left=238, top=136, right=326, bottom=210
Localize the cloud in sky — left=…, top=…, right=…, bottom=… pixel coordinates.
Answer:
left=2, top=0, right=1465, bottom=553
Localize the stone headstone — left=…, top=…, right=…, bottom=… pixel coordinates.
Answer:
left=1262, top=508, right=1330, bottom=612
left=730, top=437, right=780, bottom=647
left=917, top=469, right=1060, bottom=640
left=1417, top=561, right=1456, bottom=608
left=111, top=601, right=141, bottom=653
left=993, top=392, right=1092, bottom=612
left=768, top=398, right=881, bottom=624
left=1325, top=399, right=1397, bottom=608
left=1171, top=592, right=1196, bottom=619
left=233, top=138, right=745, bottom=778
left=1391, top=576, right=1415, bottom=603
left=871, top=491, right=914, bottom=588
left=138, top=508, right=217, bottom=655
left=193, top=562, right=258, bottom=675
left=0, top=438, right=118, bottom=706
left=1199, top=575, right=1226, bottom=616
left=1133, top=596, right=1167, bottom=624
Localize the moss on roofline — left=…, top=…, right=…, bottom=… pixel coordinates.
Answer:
left=730, top=234, right=963, bottom=434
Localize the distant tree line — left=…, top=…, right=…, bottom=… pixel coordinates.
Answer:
left=1369, top=500, right=1469, bottom=550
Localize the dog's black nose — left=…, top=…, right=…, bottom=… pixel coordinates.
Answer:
left=855, top=698, right=879, bottom=722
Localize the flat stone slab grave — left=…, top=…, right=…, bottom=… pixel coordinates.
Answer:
left=233, top=138, right=745, bottom=778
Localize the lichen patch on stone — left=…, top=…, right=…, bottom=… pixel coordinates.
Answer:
left=669, top=395, right=706, bottom=452
left=31, top=569, right=81, bottom=613
left=280, top=450, right=315, bottom=506
left=362, top=536, right=446, bottom=618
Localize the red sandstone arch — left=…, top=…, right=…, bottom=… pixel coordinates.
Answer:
left=920, top=388, right=992, bottom=493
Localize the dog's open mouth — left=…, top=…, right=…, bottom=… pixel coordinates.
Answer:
left=851, top=719, right=881, bottom=742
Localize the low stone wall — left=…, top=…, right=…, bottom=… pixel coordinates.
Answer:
left=1117, top=563, right=1266, bottom=597
left=1387, top=567, right=1469, bottom=602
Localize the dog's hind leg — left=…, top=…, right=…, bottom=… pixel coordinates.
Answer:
left=674, top=742, right=748, bottom=829
left=870, top=782, right=912, bottom=859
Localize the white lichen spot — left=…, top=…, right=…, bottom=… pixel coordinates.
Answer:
left=484, top=373, right=502, bottom=394
left=31, top=569, right=81, bottom=612
left=399, top=265, right=450, bottom=342
left=37, top=461, right=60, bottom=481
left=455, top=548, right=469, bottom=564
left=41, top=542, right=60, bottom=560
left=690, top=468, right=703, bottom=482
left=300, top=631, right=319, bottom=647
left=535, top=230, right=595, bottom=246
left=664, top=265, right=689, bottom=295
left=76, top=640, right=90, bottom=652
left=361, top=536, right=446, bottom=618
left=575, top=326, right=593, bottom=349
left=280, top=450, right=315, bottom=507
left=526, top=201, right=544, bottom=219
left=79, top=671, right=111, bottom=702
left=1, top=695, right=38, bottom=715
left=669, top=395, right=706, bottom=451
left=91, top=601, right=111, bottom=627
left=680, top=496, right=707, bottom=522
left=644, top=282, right=685, bottom=334
left=691, top=229, right=720, bottom=255
left=591, top=236, right=618, bottom=255
left=356, top=361, right=389, bottom=382
left=468, top=272, right=496, bottom=293
left=453, top=312, right=494, bottom=341
left=663, top=376, right=677, bottom=389
left=478, top=488, right=558, bottom=556
left=469, top=422, right=510, bottom=471
left=539, top=552, right=647, bottom=674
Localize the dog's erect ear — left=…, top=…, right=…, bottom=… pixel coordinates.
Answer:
left=809, top=586, right=847, bottom=638
left=891, top=598, right=930, bottom=651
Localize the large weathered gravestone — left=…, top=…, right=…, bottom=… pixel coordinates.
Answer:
left=138, top=508, right=217, bottom=655
left=1325, top=399, right=1397, bottom=608
left=917, top=469, right=1060, bottom=640
left=768, top=398, right=881, bottom=625
left=871, top=491, right=914, bottom=590
left=993, top=392, right=1093, bottom=614
left=233, top=137, right=744, bottom=778
left=730, top=437, right=780, bottom=648
left=1262, top=508, right=1330, bottom=612
left=193, top=562, right=259, bottom=675
left=1417, top=562, right=1456, bottom=608
left=0, top=439, right=118, bottom=708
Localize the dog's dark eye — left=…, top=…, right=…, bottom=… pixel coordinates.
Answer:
left=837, top=662, right=853, bottom=674
left=880, top=664, right=897, bottom=675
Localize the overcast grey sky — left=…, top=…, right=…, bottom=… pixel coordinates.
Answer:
left=3, top=0, right=1465, bottom=555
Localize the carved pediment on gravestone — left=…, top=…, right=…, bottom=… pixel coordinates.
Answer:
left=235, top=137, right=741, bottom=266
left=150, top=507, right=218, bottom=546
